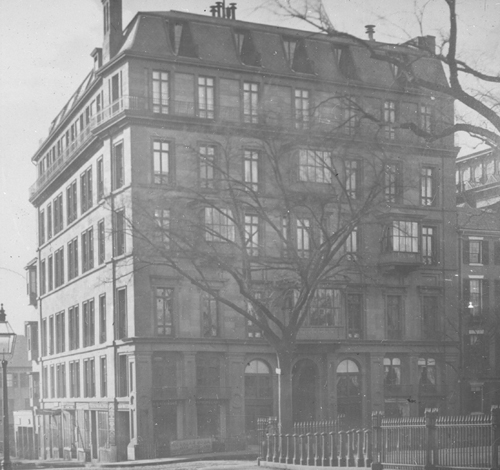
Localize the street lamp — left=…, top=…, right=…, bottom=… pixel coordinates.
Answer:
left=0, top=305, right=17, bottom=470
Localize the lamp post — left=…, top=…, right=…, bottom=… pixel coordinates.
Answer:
left=0, top=305, right=17, bottom=470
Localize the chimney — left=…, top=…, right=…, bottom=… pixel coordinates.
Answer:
left=365, top=24, right=375, bottom=41
left=417, top=35, right=436, bottom=54
left=102, top=0, right=123, bottom=64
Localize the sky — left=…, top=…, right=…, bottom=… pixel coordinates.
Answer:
left=0, top=0, right=499, bottom=334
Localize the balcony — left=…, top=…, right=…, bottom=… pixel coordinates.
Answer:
left=195, top=386, right=231, bottom=400
left=29, top=95, right=147, bottom=201
left=151, top=386, right=188, bottom=401
left=378, top=251, right=422, bottom=274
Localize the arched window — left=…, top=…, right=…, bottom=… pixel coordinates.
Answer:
left=384, top=357, right=401, bottom=386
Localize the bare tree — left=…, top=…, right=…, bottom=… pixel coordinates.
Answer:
left=272, top=0, right=500, bottom=150
left=120, top=119, right=391, bottom=432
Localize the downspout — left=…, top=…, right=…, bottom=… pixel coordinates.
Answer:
left=36, top=206, right=46, bottom=460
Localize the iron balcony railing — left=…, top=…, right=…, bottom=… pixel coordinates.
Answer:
left=29, top=95, right=147, bottom=200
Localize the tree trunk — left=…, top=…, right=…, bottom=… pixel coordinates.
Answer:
left=277, top=347, right=294, bottom=434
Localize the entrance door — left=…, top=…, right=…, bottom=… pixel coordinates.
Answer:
left=116, top=411, right=130, bottom=461
left=292, top=359, right=318, bottom=422
left=91, top=411, right=98, bottom=460
left=153, top=402, right=177, bottom=457
left=336, top=359, right=362, bottom=429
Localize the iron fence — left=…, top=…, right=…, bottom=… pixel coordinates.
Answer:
left=259, top=407, right=500, bottom=469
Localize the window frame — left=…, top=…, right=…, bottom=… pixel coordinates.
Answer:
left=386, top=294, right=404, bottom=340
left=298, top=149, right=333, bottom=184
left=294, top=88, right=310, bottom=129
left=152, top=70, right=169, bottom=114
left=152, top=139, right=172, bottom=185
left=197, top=76, right=215, bottom=119
left=155, top=287, right=174, bottom=337
left=420, top=166, right=437, bottom=206
left=243, top=81, right=259, bottom=124
left=201, top=291, right=219, bottom=338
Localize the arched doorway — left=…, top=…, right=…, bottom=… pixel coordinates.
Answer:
left=337, top=359, right=362, bottom=429
left=292, top=359, right=318, bottom=422
left=245, top=360, right=273, bottom=442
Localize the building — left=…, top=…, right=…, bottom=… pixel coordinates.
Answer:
left=0, top=336, right=31, bottom=457
left=27, top=0, right=459, bottom=462
left=457, top=148, right=500, bottom=413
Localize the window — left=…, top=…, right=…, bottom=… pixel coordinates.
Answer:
left=55, top=311, right=65, bottom=353
left=199, top=144, right=216, bottom=188
left=40, top=259, right=46, bottom=296
left=294, top=89, right=309, bottom=128
left=343, top=97, right=358, bottom=135
left=53, top=193, right=64, bottom=234
left=152, top=71, right=169, bottom=114
left=299, top=149, right=332, bottom=184
left=466, top=240, right=488, bottom=265
left=283, top=38, right=297, bottom=66
left=153, top=140, right=171, bottom=184
left=113, top=209, right=125, bottom=256
left=117, top=287, right=127, bottom=339
left=244, top=215, right=259, bottom=256
left=47, top=204, right=52, bottom=240
left=385, top=221, right=419, bottom=253
left=156, top=287, right=174, bottom=336
left=243, top=82, right=259, bottom=123
left=54, top=247, right=65, bottom=287
left=383, top=100, right=396, bottom=139
left=420, top=104, right=432, bottom=133
left=386, top=295, right=403, bottom=340
left=422, top=226, right=436, bottom=265
left=66, top=181, right=77, bottom=224
left=346, top=293, right=363, bottom=338
left=112, top=142, right=124, bottom=190
left=98, top=219, right=105, bottom=264
left=100, top=356, right=107, bottom=397
left=296, top=218, right=311, bottom=258
left=422, top=296, right=439, bottom=339
left=201, top=292, right=219, bottom=337
left=384, top=162, right=402, bottom=203
left=244, top=150, right=259, bottom=191
left=418, top=357, right=436, bottom=391
left=50, top=365, right=55, bottom=398
left=68, top=305, right=80, bottom=350
left=82, top=298, right=95, bottom=347
left=81, top=227, right=94, bottom=273
left=42, top=318, right=47, bottom=356
left=80, top=167, right=93, bottom=213
left=48, top=255, right=53, bottom=291
left=83, top=358, right=96, bottom=398
left=49, top=315, right=54, bottom=355
left=42, top=366, right=48, bottom=398
left=306, top=288, right=341, bottom=327
left=154, top=209, right=170, bottom=248
left=204, top=208, right=235, bottom=242
left=118, top=355, right=128, bottom=397
left=384, top=357, right=401, bottom=386
left=420, top=166, right=436, bottom=206
left=99, top=294, right=106, bottom=343
left=468, top=279, right=483, bottom=316
left=345, top=160, right=361, bottom=199
left=39, top=210, right=45, bottom=245
left=56, top=364, right=66, bottom=398
left=345, top=227, right=359, bottom=257
left=69, top=361, right=80, bottom=398
left=246, top=292, right=265, bottom=338
left=198, top=76, right=214, bottom=119
left=97, top=157, right=104, bottom=200
left=110, top=72, right=122, bottom=103
left=67, top=237, right=78, bottom=281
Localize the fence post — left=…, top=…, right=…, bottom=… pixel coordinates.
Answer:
left=329, top=431, right=337, bottom=467
left=266, top=433, right=271, bottom=462
left=425, top=408, right=438, bottom=470
left=364, top=429, right=372, bottom=467
left=314, top=432, right=320, bottom=466
left=300, top=433, right=306, bottom=465
left=371, top=411, right=383, bottom=470
left=491, top=405, right=500, bottom=470
left=356, top=429, right=364, bottom=467
left=321, top=432, right=327, bottom=466
left=339, top=430, right=347, bottom=467
left=293, top=434, right=299, bottom=465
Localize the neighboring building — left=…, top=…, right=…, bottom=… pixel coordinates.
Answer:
left=457, top=149, right=500, bottom=413
left=456, top=148, right=500, bottom=208
left=27, top=0, right=459, bottom=462
left=1, top=336, right=31, bottom=456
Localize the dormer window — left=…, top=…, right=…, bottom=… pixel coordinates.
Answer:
left=234, top=29, right=260, bottom=67
left=389, top=54, right=412, bottom=89
left=169, top=21, right=197, bottom=58
left=332, top=45, right=357, bottom=80
left=283, top=37, right=298, bottom=67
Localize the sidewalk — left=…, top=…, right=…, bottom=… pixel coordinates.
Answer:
left=10, top=449, right=259, bottom=469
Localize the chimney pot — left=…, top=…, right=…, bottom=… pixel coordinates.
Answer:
left=365, top=24, right=375, bottom=41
